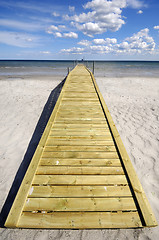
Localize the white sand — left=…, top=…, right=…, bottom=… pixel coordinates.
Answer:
left=0, top=75, right=159, bottom=239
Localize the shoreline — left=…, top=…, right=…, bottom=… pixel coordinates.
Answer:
left=0, top=75, right=158, bottom=239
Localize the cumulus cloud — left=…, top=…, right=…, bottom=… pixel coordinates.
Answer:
left=78, top=40, right=91, bottom=46
left=117, top=28, right=155, bottom=53
left=46, top=25, right=59, bottom=34
left=64, top=0, right=127, bottom=37
left=154, top=26, right=159, bottom=30
left=93, top=38, right=117, bottom=45
left=137, top=10, right=143, bottom=14
left=54, top=31, right=78, bottom=38
left=63, top=32, right=78, bottom=38
left=61, top=28, right=155, bottom=55
left=61, top=47, right=84, bottom=54
left=93, top=39, right=106, bottom=45
left=54, top=32, right=62, bottom=38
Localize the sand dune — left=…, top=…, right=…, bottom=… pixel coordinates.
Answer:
left=0, top=75, right=158, bottom=239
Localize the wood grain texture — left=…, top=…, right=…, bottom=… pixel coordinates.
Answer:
left=17, top=212, right=142, bottom=228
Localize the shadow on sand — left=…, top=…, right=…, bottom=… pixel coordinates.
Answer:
left=0, top=77, right=66, bottom=228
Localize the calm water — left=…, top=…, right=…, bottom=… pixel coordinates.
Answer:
left=0, top=60, right=159, bottom=78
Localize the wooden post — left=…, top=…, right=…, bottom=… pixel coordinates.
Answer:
left=67, top=67, right=70, bottom=75
left=93, top=61, right=95, bottom=74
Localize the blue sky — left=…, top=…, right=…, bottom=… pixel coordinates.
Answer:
left=0, top=0, right=159, bottom=60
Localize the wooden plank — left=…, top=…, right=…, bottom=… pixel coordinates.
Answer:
left=51, top=128, right=109, bottom=132
left=56, top=114, right=105, bottom=118
left=44, top=145, right=116, bottom=152
left=52, top=124, right=108, bottom=129
left=49, top=131, right=111, bottom=136
left=48, top=135, right=113, bottom=140
left=63, top=93, right=97, bottom=97
left=88, top=67, right=158, bottom=227
left=40, top=158, right=121, bottom=166
left=60, top=101, right=100, bottom=106
left=36, top=166, right=124, bottom=175
left=46, top=139, right=113, bottom=146
left=24, top=197, right=136, bottom=212
left=64, top=89, right=95, bottom=92
left=58, top=108, right=103, bottom=112
left=57, top=109, right=103, bottom=114
left=33, top=175, right=128, bottom=185
left=55, top=118, right=106, bottom=122
left=42, top=151, right=119, bottom=159
left=28, top=185, right=132, bottom=198
left=54, top=120, right=107, bottom=124
left=46, top=139, right=114, bottom=146
left=62, top=98, right=99, bottom=101
left=17, top=212, right=142, bottom=228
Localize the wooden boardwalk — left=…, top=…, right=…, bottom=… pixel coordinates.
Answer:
left=5, top=65, right=157, bottom=228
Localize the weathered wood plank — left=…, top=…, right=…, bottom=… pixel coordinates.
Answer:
left=33, top=175, right=128, bottom=185
left=44, top=145, right=116, bottom=152
left=46, top=139, right=113, bottom=146
left=17, top=212, right=142, bottom=228
left=28, top=185, right=131, bottom=198
left=47, top=135, right=113, bottom=140
left=49, top=131, right=111, bottom=136
left=42, top=151, right=119, bottom=159
left=46, top=139, right=114, bottom=146
left=24, top=197, right=136, bottom=212
left=54, top=120, right=107, bottom=124
left=40, top=158, right=121, bottom=166
left=36, top=166, right=124, bottom=175
left=52, top=123, right=108, bottom=128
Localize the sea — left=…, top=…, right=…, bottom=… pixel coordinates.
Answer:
left=0, top=60, right=159, bottom=78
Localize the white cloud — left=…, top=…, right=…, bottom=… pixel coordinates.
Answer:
left=61, top=47, right=84, bottom=54
left=93, top=39, right=106, bottom=45
left=117, top=41, right=129, bottom=49
left=46, top=25, right=59, bottom=34
left=105, top=38, right=117, bottom=44
left=63, top=32, right=78, bottom=38
left=69, top=6, right=75, bottom=12
left=137, top=10, right=143, bottom=14
left=126, top=0, right=146, bottom=9
left=54, top=31, right=78, bottom=39
left=64, top=0, right=127, bottom=37
left=0, top=31, right=40, bottom=47
left=93, top=38, right=117, bottom=45
left=118, top=28, right=155, bottom=52
left=90, top=45, right=111, bottom=53
left=61, top=28, right=155, bottom=55
left=78, top=40, right=91, bottom=46
left=40, top=51, right=51, bottom=54
left=154, top=26, right=159, bottom=30
left=52, top=12, right=60, bottom=17
left=54, top=32, right=62, bottom=38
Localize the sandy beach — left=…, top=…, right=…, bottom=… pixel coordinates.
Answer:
left=0, top=73, right=159, bottom=239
